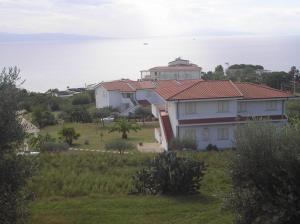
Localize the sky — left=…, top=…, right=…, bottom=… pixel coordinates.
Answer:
left=0, top=0, right=300, bottom=38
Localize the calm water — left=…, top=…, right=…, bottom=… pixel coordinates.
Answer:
left=0, top=36, right=300, bottom=92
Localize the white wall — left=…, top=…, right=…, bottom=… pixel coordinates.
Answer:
left=167, top=101, right=178, bottom=136
left=237, top=100, right=284, bottom=117
left=150, top=70, right=202, bottom=80
left=108, top=91, right=123, bottom=109
left=178, top=124, right=235, bottom=150
left=95, top=86, right=109, bottom=109
left=177, top=100, right=237, bottom=120
left=136, top=89, right=166, bottom=105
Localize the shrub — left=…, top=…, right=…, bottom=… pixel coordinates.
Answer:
left=227, top=122, right=300, bottom=224
left=105, top=139, right=136, bottom=154
left=169, top=137, right=198, bottom=151
left=58, top=127, right=80, bottom=145
left=32, top=108, right=56, bottom=128
left=133, top=152, right=206, bottom=195
left=40, top=142, right=69, bottom=152
left=206, top=144, right=218, bottom=151
left=72, top=94, right=91, bottom=105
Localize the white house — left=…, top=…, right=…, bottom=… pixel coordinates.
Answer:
left=141, top=57, right=202, bottom=81
left=94, top=79, right=153, bottom=115
left=148, top=80, right=294, bottom=150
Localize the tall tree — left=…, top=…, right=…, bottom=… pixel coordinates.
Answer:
left=0, top=67, right=33, bottom=224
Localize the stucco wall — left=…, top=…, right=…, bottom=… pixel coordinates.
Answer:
left=95, top=86, right=109, bottom=109
left=167, top=101, right=178, bottom=136
left=150, top=71, right=202, bottom=80
left=177, top=100, right=237, bottom=120
left=178, top=124, right=235, bottom=150
left=237, top=100, right=284, bottom=117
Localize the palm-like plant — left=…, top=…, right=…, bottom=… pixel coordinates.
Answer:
left=109, top=118, right=141, bottom=139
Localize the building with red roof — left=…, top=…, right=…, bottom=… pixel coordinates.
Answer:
left=95, top=77, right=294, bottom=150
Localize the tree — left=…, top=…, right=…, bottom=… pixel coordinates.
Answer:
left=58, top=127, right=80, bottom=145
left=133, top=152, right=206, bottom=195
left=105, top=139, right=136, bottom=154
left=94, top=107, right=113, bottom=127
left=228, top=122, right=300, bottom=224
left=109, top=118, right=141, bottom=139
left=134, top=107, right=152, bottom=124
left=71, top=94, right=91, bottom=105
left=0, top=67, right=33, bottom=223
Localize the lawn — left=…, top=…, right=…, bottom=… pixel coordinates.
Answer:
left=27, top=151, right=234, bottom=224
left=40, top=122, right=158, bottom=150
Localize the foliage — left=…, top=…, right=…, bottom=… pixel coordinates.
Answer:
left=18, top=90, right=63, bottom=112
left=58, top=127, right=80, bottom=145
left=94, top=106, right=114, bottom=127
left=133, top=152, right=206, bottom=195
left=228, top=122, right=300, bottom=224
left=60, top=106, right=93, bottom=123
left=27, top=133, right=55, bottom=151
left=105, top=139, right=136, bottom=154
left=206, top=144, right=218, bottom=151
left=0, top=67, right=34, bottom=224
left=134, top=106, right=152, bottom=123
left=32, top=108, right=56, bottom=128
left=72, top=94, right=91, bottom=105
left=261, top=71, right=292, bottom=90
left=169, top=137, right=198, bottom=150
left=287, top=98, right=300, bottom=120
left=228, top=64, right=264, bottom=70
left=109, top=118, right=141, bottom=139
left=40, top=142, right=69, bottom=152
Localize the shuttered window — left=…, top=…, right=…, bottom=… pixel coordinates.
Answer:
left=218, top=101, right=229, bottom=113
left=185, top=102, right=196, bottom=114
left=218, top=127, right=229, bottom=140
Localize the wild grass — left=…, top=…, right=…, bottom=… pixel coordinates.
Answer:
left=40, top=122, right=158, bottom=150
left=27, top=150, right=234, bottom=224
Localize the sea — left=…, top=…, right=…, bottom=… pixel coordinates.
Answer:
left=0, top=35, right=299, bottom=92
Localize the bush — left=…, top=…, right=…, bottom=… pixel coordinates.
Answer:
left=72, top=94, right=91, bottom=105
left=32, top=108, right=56, bottom=128
left=70, top=107, right=92, bottom=123
left=206, top=144, right=218, bottom=151
left=40, top=142, right=69, bottom=152
left=227, top=122, right=300, bottom=224
left=105, top=139, right=136, bottom=154
left=58, top=127, right=80, bottom=145
left=133, top=152, right=206, bottom=195
left=169, top=137, right=198, bottom=151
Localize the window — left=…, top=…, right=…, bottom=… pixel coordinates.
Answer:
left=266, top=101, right=277, bottom=111
left=185, top=102, right=196, bottom=114
left=218, top=127, right=229, bottom=140
left=238, top=102, right=247, bottom=112
left=218, top=101, right=229, bottom=113
left=184, top=128, right=196, bottom=140
left=202, top=127, right=209, bottom=141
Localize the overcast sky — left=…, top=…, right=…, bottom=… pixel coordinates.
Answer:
left=0, top=0, right=300, bottom=37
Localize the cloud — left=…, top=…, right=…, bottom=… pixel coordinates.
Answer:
left=0, top=0, right=300, bottom=37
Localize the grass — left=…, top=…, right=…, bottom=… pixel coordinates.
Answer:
left=40, top=122, right=158, bottom=150
left=27, top=150, right=234, bottom=224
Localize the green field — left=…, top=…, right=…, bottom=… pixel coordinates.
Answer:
left=40, top=122, right=158, bottom=150
left=27, top=151, right=234, bottom=224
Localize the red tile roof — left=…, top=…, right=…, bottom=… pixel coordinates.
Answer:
left=160, top=111, right=174, bottom=144
left=101, top=80, right=153, bottom=92
left=169, top=80, right=243, bottom=100
left=154, top=79, right=200, bottom=100
left=179, top=115, right=287, bottom=125
left=234, top=82, right=293, bottom=99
